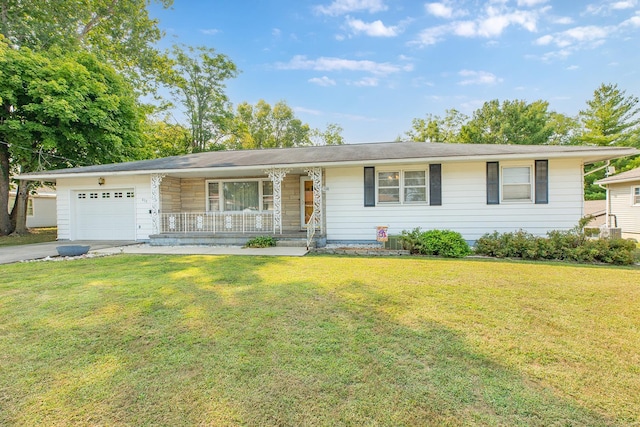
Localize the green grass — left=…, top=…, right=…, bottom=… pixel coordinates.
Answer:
left=0, top=227, right=57, bottom=247
left=1, top=255, right=639, bottom=426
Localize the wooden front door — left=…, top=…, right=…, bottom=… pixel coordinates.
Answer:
left=300, top=179, right=314, bottom=227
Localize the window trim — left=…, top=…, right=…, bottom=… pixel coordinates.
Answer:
left=206, top=178, right=274, bottom=212
left=376, top=168, right=428, bottom=205
left=633, top=186, right=640, bottom=206
left=501, top=163, right=533, bottom=203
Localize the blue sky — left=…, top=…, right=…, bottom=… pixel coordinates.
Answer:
left=150, top=0, right=640, bottom=143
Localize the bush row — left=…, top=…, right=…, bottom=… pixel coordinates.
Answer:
left=395, top=225, right=638, bottom=265
left=474, top=229, right=639, bottom=265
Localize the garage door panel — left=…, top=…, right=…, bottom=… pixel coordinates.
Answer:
left=74, top=190, right=135, bottom=240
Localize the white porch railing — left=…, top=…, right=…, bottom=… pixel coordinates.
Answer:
left=159, top=212, right=275, bottom=234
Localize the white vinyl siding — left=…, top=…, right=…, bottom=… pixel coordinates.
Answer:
left=608, top=182, right=640, bottom=237
left=324, top=159, right=583, bottom=243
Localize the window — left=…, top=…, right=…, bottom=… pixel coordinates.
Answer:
left=634, top=187, right=640, bottom=205
left=102, top=192, right=110, bottom=199
left=27, top=199, right=34, bottom=216
left=403, top=171, right=427, bottom=203
left=502, top=166, right=532, bottom=201
left=207, top=179, right=274, bottom=212
left=378, top=171, right=400, bottom=203
left=377, top=170, right=427, bottom=204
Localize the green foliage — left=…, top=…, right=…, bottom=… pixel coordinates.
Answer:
left=0, top=0, right=174, bottom=94
left=399, top=228, right=471, bottom=258
left=459, top=99, right=556, bottom=145
left=475, top=228, right=639, bottom=265
left=404, top=109, right=468, bottom=142
left=310, top=123, right=345, bottom=146
left=169, top=44, right=238, bottom=152
left=140, top=120, right=191, bottom=158
left=226, top=100, right=312, bottom=149
left=244, top=235, right=277, bottom=248
left=577, top=83, right=640, bottom=147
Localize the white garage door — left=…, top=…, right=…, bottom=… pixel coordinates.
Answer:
left=73, top=189, right=136, bottom=240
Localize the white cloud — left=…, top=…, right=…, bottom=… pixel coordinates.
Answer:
left=309, top=76, right=337, bottom=86
left=272, top=28, right=282, bottom=37
left=621, top=14, right=640, bottom=27
left=294, top=107, right=323, bottom=116
left=517, top=0, right=548, bottom=6
left=566, top=65, right=579, bottom=70
left=412, top=2, right=541, bottom=46
left=551, top=16, right=574, bottom=25
left=276, top=55, right=405, bottom=75
left=314, top=0, right=387, bottom=16
left=458, top=70, right=503, bottom=85
left=200, top=28, right=221, bottom=35
left=346, top=17, right=399, bottom=37
left=611, top=1, right=636, bottom=10
left=534, top=34, right=553, bottom=45
left=426, top=2, right=454, bottom=18
left=353, top=77, right=379, bottom=86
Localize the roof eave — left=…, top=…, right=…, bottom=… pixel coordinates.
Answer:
left=18, top=147, right=639, bottom=181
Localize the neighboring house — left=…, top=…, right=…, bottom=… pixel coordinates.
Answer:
left=18, top=142, right=638, bottom=245
left=7, top=187, right=57, bottom=228
left=595, top=167, right=640, bottom=240
left=584, top=200, right=606, bottom=229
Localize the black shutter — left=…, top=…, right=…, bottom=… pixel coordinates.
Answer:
left=364, top=167, right=375, bottom=207
left=487, top=162, right=499, bottom=204
left=429, top=164, right=442, bottom=206
left=535, top=160, right=548, bottom=204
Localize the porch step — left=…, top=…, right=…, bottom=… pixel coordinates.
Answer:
left=149, top=233, right=323, bottom=248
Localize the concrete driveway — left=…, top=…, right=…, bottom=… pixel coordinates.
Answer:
left=0, top=241, right=137, bottom=265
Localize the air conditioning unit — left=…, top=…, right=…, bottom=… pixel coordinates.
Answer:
left=600, top=227, right=622, bottom=239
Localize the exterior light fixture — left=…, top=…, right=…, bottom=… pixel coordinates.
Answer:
left=98, top=177, right=105, bottom=186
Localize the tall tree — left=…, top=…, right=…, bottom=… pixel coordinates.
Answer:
left=226, top=100, right=312, bottom=149
left=578, top=83, right=640, bottom=199
left=140, top=119, right=191, bottom=159
left=459, top=99, right=554, bottom=145
left=169, top=45, right=238, bottom=152
left=0, top=0, right=173, bottom=94
left=310, top=123, right=345, bottom=146
left=577, top=83, right=640, bottom=147
left=0, top=42, right=143, bottom=234
left=405, top=109, right=468, bottom=142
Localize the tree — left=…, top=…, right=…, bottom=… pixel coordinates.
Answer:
left=0, top=42, right=143, bottom=234
left=577, top=83, right=640, bottom=147
left=404, top=109, right=468, bottom=142
left=310, top=123, right=345, bottom=146
left=578, top=83, right=640, bottom=199
left=140, top=119, right=191, bottom=159
left=226, top=100, right=312, bottom=149
left=169, top=45, right=238, bottom=152
left=0, top=0, right=174, bottom=94
left=459, top=99, right=554, bottom=145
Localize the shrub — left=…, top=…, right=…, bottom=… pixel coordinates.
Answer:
left=244, top=236, right=277, bottom=248
left=474, top=226, right=639, bottom=265
left=399, top=228, right=471, bottom=258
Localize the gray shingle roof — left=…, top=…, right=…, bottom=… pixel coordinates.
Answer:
left=20, top=141, right=639, bottom=179
left=595, top=166, right=640, bottom=185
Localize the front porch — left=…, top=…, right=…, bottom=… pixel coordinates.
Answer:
left=148, top=167, right=324, bottom=247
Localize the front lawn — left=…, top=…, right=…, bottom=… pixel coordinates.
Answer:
left=0, top=227, right=57, bottom=247
left=1, top=255, right=638, bottom=425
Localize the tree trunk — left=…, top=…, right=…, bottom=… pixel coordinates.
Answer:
left=0, top=144, right=14, bottom=235
left=10, top=179, right=32, bottom=235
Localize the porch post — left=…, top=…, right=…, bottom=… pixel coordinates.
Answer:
left=150, top=174, right=166, bottom=235
left=305, top=167, right=323, bottom=234
left=265, top=168, right=289, bottom=234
